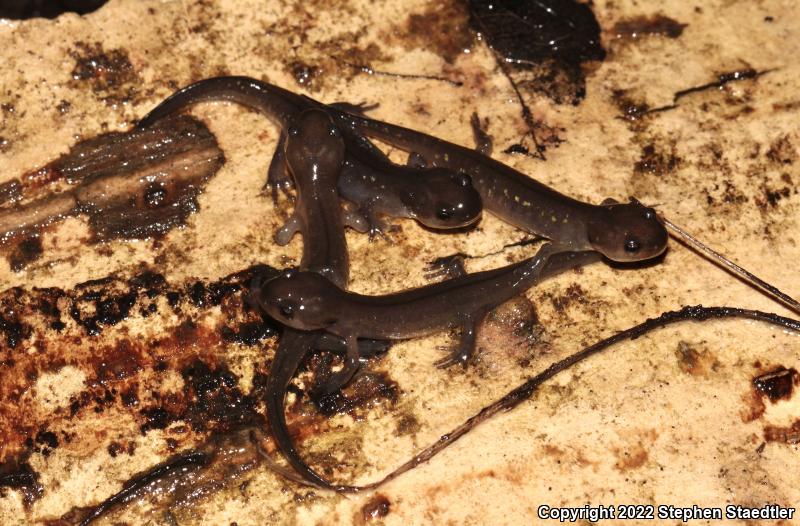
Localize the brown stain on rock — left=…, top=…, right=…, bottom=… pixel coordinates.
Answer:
left=634, top=143, right=681, bottom=178
left=614, top=445, right=648, bottom=471
left=753, top=366, right=799, bottom=403
left=674, top=341, right=719, bottom=377
left=403, top=0, right=472, bottom=64
left=628, top=140, right=682, bottom=198
left=740, top=389, right=767, bottom=423
left=613, top=429, right=657, bottom=472
left=395, top=413, right=421, bottom=436
left=542, top=444, right=566, bottom=458
left=765, top=135, right=797, bottom=165
left=6, top=235, right=43, bottom=271
left=0, top=454, right=42, bottom=507
left=612, top=88, right=652, bottom=126
left=69, top=41, right=142, bottom=107
left=764, top=420, right=800, bottom=444
left=0, top=265, right=277, bottom=467
left=548, top=283, right=588, bottom=313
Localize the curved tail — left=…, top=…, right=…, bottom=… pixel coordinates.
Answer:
left=137, top=76, right=304, bottom=129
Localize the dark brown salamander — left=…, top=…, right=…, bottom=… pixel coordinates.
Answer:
left=257, top=244, right=597, bottom=491
left=325, top=106, right=668, bottom=262
left=277, top=109, right=349, bottom=286
left=137, top=76, right=482, bottom=235
left=260, top=109, right=375, bottom=490
left=139, top=79, right=663, bottom=492
left=259, top=244, right=598, bottom=369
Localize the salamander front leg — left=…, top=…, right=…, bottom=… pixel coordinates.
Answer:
left=328, top=101, right=379, bottom=116
left=313, top=333, right=361, bottom=397
left=274, top=214, right=301, bottom=245
left=435, top=307, right=490, bottom=368
left=341, top=204, right=370, bottom=234
left=359, top=203, right=389, bottom=240
left=264, top=132, right=294, bottom=204
left=424, top=254, right=467, bottom=281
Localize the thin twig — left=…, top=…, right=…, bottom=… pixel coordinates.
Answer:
left=348, top=306, right=800, bottom=491
left=661, top=215, right=800, bottom=315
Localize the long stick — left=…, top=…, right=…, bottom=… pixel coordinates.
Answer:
left=349, top=306, right=800, bottom=491
left=661, top=215, right=800, bottom=315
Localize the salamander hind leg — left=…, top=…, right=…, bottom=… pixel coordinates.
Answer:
left=470, top=112, right=493, bottom=156
left=313, top=333, right=392, bottom=357
left=312, top=334, right=361, bottom=397
left=435, top=308, right=490, bottom=369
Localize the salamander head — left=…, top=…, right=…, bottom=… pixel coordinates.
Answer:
left=403, top=169, right=482, bottom=229
left=587, top=200, right=668, bottom=262
left=256, top=269, right=340, bottom=330
left=284, top=109, right=345, bottom=182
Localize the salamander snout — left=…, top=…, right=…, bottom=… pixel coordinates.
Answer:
left=411, top=169, right=482, bottom=229
left=588, top=201, right=668, bottom=262
left=255, top=270, right=339, bottom=330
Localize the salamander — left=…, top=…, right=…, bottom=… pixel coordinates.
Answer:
left=256, top=243, right=597, bottom=490
left=276, top=109, right=349, bottom=285
left=137, top=76, right=482, bottom=235
left=325, top=106, right=668, bottom=262
left=258, top=244, right=598, bottom=369
left=261, top=108, right=359, bottom=489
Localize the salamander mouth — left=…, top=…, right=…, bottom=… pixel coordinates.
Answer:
left=421, top=212, right=481, bottom=229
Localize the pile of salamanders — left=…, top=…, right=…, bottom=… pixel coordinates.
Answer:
left=6, top=75, right=800, bottom=520
left=131, top=76, right=800, bottom=493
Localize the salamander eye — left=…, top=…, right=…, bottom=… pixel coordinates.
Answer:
left=625, top=238, right=641, bottom=253
left=436, top=205, right=453, bottom=220
left=279, top=304, right=294, bottom=319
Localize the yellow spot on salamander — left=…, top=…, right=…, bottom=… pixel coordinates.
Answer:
left=523, top=201, right=531, bottom=207
left=514, top=195, right=520, bottom=203
left=551, top=216, right=557, bottom=222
